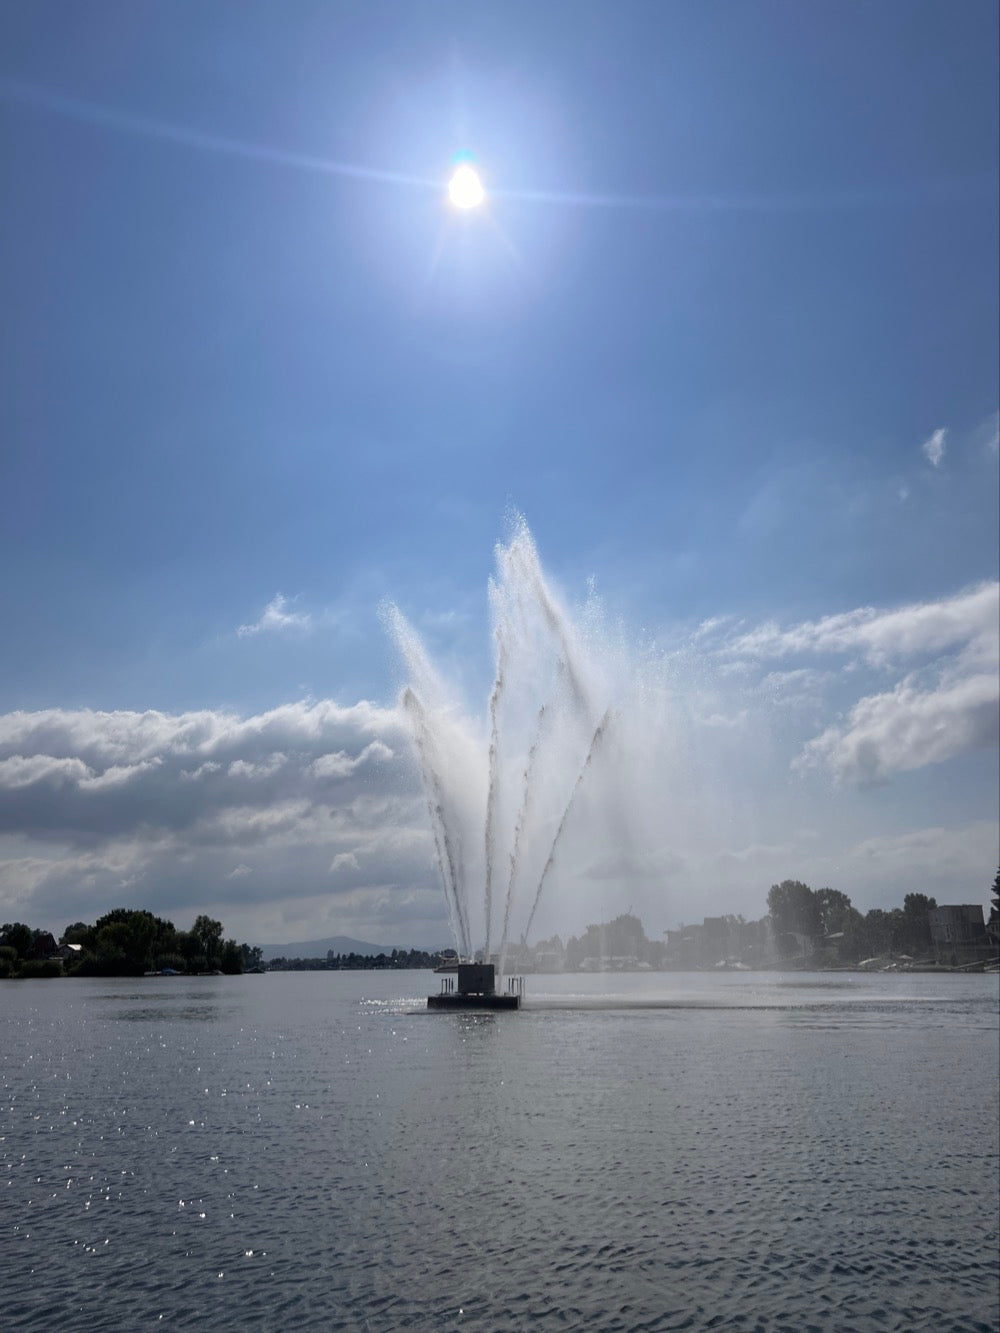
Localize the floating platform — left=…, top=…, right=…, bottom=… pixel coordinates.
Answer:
left=428, top=962, right=523, bottom=1011
left=428, top=991, right=520, bottom=1010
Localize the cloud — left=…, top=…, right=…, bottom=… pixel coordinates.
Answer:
left=3, top=570, right=996, bottom=940
left=698, top=710, right=749, bottom=730
left=975, top=410, right=999, bottom=456
left=757, top=668, right=833, bottom=704
left=710, top=583, right=999, bottom=785
left=0, top=700, right=406, bottom=837
left=0, top=754, right=94, bottom=789
left=795, top=666, right=999, bottom=784
left=237, top=594, right=311, bottom=637
left=847, top=821, right=997, bottom=876
left=0, top=699, right=447, bottom=941
left=330, top=851, right=361, bottom=874
left=723, top=581, right=998, bottom=667
left=921, top=427, right=947, bottom=467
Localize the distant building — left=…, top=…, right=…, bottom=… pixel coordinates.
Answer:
left=928, top=905, right=992, bottom=965
left=664, top=923, right=704, bottom=969
left=27, top=931, right=58, bottom=960
left=664, top=916, right=769, bottom=969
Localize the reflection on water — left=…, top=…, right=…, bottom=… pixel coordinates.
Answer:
left=88, top=981, right=234, bottom=1023
left=110, top=1003, right=230, bottom=1023
left=1, top=970, right=997, bottom=1331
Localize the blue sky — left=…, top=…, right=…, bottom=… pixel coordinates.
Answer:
left=1, top=2, right=997, bottom=947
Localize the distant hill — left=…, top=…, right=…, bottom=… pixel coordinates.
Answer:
left=258, top=935, right=397, bottom=962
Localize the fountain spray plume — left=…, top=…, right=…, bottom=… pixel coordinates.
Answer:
left=496, top=703, right=548, bottom=980
left=505, top=522, right=591, bottom=718
left=482, top=610, right=508, bottom=961
left=522, top=708, right=612, bottom=943
left=391, top=516, right=620, bottom=973
left=401, top=687, right=472, bottom=956
left=386, top=602, right=482, bottom=956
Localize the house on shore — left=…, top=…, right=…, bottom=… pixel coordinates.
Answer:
left=928, top=904, right=994, bottom=966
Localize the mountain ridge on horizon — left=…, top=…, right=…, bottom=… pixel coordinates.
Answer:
left=257, top=934, right=445, bottom=962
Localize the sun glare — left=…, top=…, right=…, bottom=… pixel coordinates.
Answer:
left=448, top=163, right=485, bottom=210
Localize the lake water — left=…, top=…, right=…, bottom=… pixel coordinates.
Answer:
left=2, top=970, right=997, bottom=1330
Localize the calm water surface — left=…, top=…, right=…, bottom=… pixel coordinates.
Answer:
left=2, top=971, right=997, bottom=1331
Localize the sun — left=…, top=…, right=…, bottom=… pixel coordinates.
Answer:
left=448, top=163, right=485, bottom=210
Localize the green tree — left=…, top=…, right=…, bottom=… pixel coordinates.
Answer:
left=240, top=943, right=263, bottom=971
left=767, top=881, right=821, bottom=956
left=93, top=909, right=160, bottom=974
left=174, top=930, right=206, bottom=972
left=861, top=908, right=905, bottom=957
left=61, top=921, right=94, bottom=949
left=989, top=868, right=999, bottom=926
left=814, top=888, right=854, bottom=937
left=191, top=916, right=223, bottom=968
left=219, top=940, right=243, bottom=974
left=0, top=922, right=34, bottom=959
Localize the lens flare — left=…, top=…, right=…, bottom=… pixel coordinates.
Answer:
left=448, top=163, right=485, bottom=210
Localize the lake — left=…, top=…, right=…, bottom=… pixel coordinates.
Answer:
left=2, top=970, right=998, bottom=1330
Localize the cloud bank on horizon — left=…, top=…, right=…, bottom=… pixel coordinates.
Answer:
left=1, top=575, right=996, bottom=946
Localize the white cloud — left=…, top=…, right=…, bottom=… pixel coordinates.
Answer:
left=0, top=679, right=742, bottom=943
left=0, top=754, right=94, bottom=789
left=795, top=666, right=999, bottom=784
left=723, top=581, right=998, bottom=667
left=3, top=569, right=996, bottom=942
left=330, top=851, right=360, bottom=874
left=310, top=742, right=393, bottom=781
left=976, top=410, right=999, bottom=456
left=921, top=427, right=947, bottom=467
left=758, top=668, right=832, bottom=703
left=79, top=759, right=163, bottom=790
left=698, top=710, right=749, bottom=730
left=228, top=753, right=288, bottom=780
left=848, top=822, right=997, bottom=876
left=0, top=700, right=433, bottom=938
left=710, top=583, right=999, bottom=786
left=237, top=594, right=311, bottom=637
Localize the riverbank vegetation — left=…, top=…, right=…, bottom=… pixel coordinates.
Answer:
left=0, top=910, right=261, bottom=979
left=269, top=947, right=443, bottom=971
left=4, top=871, right=996, bottom=977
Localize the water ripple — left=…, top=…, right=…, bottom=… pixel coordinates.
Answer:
left=1, top=971, right=996, bottom=1330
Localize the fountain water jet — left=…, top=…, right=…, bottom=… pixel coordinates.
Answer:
left=389, top=518, right=614, bottom=971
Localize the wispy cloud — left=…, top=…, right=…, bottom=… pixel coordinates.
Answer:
left=330, top=851, right=361, bottom=874
left=975, top=410, right=999, bottom=456
left=712, top=583, right=999, bottom=785
left=921, top=427, right=947, bottom=467
left=237, top=594, right=311, bottom=637
left=722, top=581, right=997, bottom=667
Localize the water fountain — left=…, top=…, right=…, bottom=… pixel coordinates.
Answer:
left=388, top=517, right=619, bottom=998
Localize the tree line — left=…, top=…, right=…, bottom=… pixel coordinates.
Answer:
left=763, top=881, right=939, bottom=963
left=555, top=870, right=998, bottom=971
left=0, top=909, right=262, bottom=979
left=269, top=948, right=444, bottom=970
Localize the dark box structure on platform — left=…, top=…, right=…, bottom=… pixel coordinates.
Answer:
left=457, top=963, right=495, bottom=995
left=428, top=961, right=522, bottom=1010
